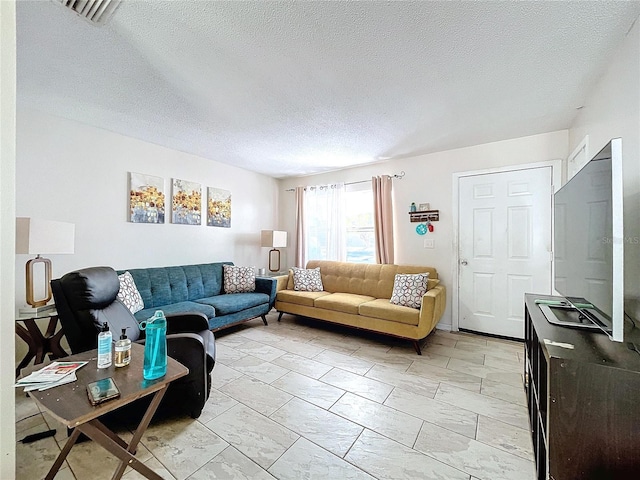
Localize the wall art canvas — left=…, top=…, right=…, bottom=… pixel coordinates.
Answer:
left=207, top=187, right=231, bottom=228
left=172, top=178, right=202, bottom=225
left=129, top=172, right=165, bottom=224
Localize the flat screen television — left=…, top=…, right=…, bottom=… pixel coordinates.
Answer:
left=545, top=138, right=624, bottom=342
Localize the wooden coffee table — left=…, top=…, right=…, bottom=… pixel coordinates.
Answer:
left=25, top=343, right=188, bottom=480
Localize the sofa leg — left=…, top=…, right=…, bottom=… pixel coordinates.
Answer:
left=412, top=340, right=422, bottom=355
left=261, top=314, right=268, bottom=326
left=277, top=311, right=283, bottom=322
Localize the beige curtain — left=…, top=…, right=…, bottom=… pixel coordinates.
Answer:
left=372, top=175, right=394, bottom=264
left=295, top=186, right=305, bottom=267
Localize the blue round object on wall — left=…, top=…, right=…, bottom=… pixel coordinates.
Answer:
left=416, top=224, right=427, bottom=235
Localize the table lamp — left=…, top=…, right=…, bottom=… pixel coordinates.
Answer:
left=16, top=218, right=75, bottom=313
left=261, top=230, right=287, bottom=272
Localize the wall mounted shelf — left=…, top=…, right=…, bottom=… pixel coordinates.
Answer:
left=408, top=210, right=439, bottom=222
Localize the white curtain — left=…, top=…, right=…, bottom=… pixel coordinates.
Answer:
left=302, top=183, right=346, bottom=265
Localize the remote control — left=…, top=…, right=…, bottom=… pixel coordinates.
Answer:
left=534, top=299, right=568, bottom=306
left=20, top=429, right=56, bottom=444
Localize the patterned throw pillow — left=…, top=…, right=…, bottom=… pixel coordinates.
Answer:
left=117, top=271, right=144, bottom=314
left=390, top=273, right=430, bottom=309
left=223, top=265, right=256, bottom=293
left=292, top=267, right=324, bottom=292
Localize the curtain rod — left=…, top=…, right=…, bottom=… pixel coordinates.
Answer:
left=285, top=171, right=405, bottom=192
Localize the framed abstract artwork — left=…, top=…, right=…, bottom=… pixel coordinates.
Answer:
left=172, top=178, right=202, bottom=225
left=129, top=172, right=165, bottom=224
left=207, top=187, right=231, bottom=228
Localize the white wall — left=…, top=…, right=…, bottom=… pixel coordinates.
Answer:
left=569, top=16, right=640, bottom=320
left=15, top=108, right=280, bottom=345
left=1, top=1, right=16, bottom=476
left=278, top=130, right=569, bottom=329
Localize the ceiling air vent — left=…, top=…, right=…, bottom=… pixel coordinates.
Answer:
left=53, top=0, right=122, bottom=26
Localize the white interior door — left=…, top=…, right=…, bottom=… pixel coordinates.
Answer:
left=458, top=167, right=552, bottom=339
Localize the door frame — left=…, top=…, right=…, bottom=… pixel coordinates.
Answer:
left=451, top=160, right=563, bottom=332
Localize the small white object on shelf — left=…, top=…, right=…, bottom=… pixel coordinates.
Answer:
left=19, top=303, right=56, bottom=316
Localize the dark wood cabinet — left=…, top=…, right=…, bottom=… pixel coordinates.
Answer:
left=524, top=294, right=640, bottom=479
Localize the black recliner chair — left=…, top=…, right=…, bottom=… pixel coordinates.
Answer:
left=51, top=266, right=216, bottom=419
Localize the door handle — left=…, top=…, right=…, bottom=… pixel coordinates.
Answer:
left=460, top=260, right=468, bottom=266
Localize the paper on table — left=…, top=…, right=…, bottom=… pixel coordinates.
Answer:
left=16, top=361, right=88, bottom=385
left=543, top=338, right=575, bottom=349
left=22, top=373, right=78, bottom=392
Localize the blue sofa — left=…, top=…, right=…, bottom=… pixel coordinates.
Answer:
left=118, top=262, right=277, bottom=331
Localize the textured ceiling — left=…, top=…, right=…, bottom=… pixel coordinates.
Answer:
left=17, top=1, right=640, bottom=178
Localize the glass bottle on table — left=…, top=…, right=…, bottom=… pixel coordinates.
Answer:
left=114, top=328, right=131, bottom=367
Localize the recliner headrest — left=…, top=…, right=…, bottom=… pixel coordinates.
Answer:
left=59, top=266, right=120, bottom=310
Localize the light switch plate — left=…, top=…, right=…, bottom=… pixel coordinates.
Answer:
left=424, top=239, right=434, bottom=249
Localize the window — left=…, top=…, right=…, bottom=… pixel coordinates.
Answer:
left=302, top=182, right=375, bottom=265
left=304, top=184, right=346, bottom=262
left=345, top=183, right=375, bottom=264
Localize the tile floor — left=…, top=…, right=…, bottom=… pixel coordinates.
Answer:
left=15, top=312, right=536, bottom=480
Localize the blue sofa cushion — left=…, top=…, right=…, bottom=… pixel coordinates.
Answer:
left=134, top=301, right=216, bottom=322
left=196, top=293, right=269, bottom=316
left=121, top=262, right=231, bottom=309
left=196, top=263, right=228, bottom=298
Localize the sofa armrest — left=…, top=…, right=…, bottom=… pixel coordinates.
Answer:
left=150, top=331, right=214, bottom=418
left=418, top=284, right=447, bottom=332
left=165, top=312, right=210, bottom=334
left=255, top=277, right=277, bottom=308
left=274, top=274, right=290, bottom=292
left=167, top=331, right=215, bottom=371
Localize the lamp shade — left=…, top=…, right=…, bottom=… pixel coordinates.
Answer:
left=16, top=218, right=75, bottom=254
left=261, top=230, right=287, bottom=248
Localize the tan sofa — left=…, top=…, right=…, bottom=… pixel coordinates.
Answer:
left=275, top=260, right=446, bottom=354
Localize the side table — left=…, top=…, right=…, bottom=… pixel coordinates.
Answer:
left=25, top=343, right=188, bottom=480
left=15, top=310, right=68, bottom=378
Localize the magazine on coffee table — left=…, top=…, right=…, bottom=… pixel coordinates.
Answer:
left=15, top=361, right=88, bottom=390
left=22, top=373, right=79, bottom=392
